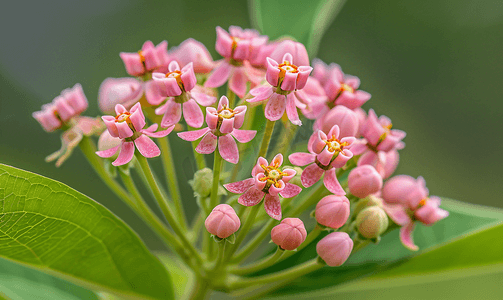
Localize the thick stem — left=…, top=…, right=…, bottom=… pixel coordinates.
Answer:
left=190, top=126, right=207, bottom=170
left=135, top=151, right=203, bottom=264
left=258, top=119, right=276, bottom=159
left=273, top=121, right=298, bottom=157
left=227, top=89, right=236, bottom=108
left=213, top=241, right=226, bottom=270
left=158, top=136, right=187, bottom=231
left=231, top=218, right=277, bottom=263
left=230, top=258, right=324, bottom=290
left=227, top=204, right=261, bottom=258
left=210, top=150, right=223, bottom=209
left=232, top=247, right=284, bottom=275
left=188, top=277, right=210, bottom=300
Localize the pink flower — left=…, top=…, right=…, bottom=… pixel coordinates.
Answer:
left=224, top=154, right=302, bottom=220
left=96, top=103, right=173, bottom=166
left=248, top=53, right=313, bottom=125
left=98, top=78, right=144, bottom=114
left=312, top=58, right=339, bottom=87
left=315, top=195, right=350, bottom=229
left=316, top=232, right=353, bottom=267
left=271, top=218, right=307, bottom=250
left=205, top=204, right=241, bottom=239
left=289, top=125, right=355, bottom=195
left=120, top=41, right=169, bottom=76
left=348, top=165, right=383, bottom=198
left=152, top=61, right=216, bottom=128
left=204, top=26, right=268, bottom=98
left=269, top=40, right=310, bottom=68
left=168, top=38, right=215, bottom=74
left=313, top=105, right=360, bottom=139
left=177, top=96, right=256, bottom=164
left=381, top=175, right=449, bottom=251
left=323, top=65, right=371, bottom=110
left=33, top=83, right=88, bottom=132
left=296, top=77, right=329, bottom=120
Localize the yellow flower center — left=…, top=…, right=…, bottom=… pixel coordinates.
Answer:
left=325, top=136, right=349, bottom=153
left=165, top=70, right=184, bottom=91
left=217, top=107, right=235, bottom=119
left=137, top=51, right=146, bottom=64
left=377, top=123, right=393, bottom=145
left=115, top=112, right=131, bottom=123
left=259, top=164, right=288, bottom=189
left=340, top=83, right=354, bottom=93
left=418, top=198, right=427, bottom=207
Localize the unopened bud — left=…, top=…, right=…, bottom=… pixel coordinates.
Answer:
left=315, top=195, right=350, bottom=229
left=316, top=232, right=353, bottom=267
left=353, top=194, right=383, bottom=216
left=271, top=218, right=307, bottom=250
left=348, top=165, right=383, bottom=198
left=205, top=204, right=240, bottom=239
left=189, top=168, right=213, bottom=198
left=355, top=206, right=388, bottom=239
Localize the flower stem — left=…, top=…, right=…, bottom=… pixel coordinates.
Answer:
left=158, top=136, right=187, bottom=231
left=227, top=204, right=261, bottom=258
left=227, top=89, right=236, bottom=108
left=231, top=247, right=284, bottom=275
left=286, top=183, right=328, bottom=218
left=188, top=277, right=210, bottom=300
left=213, top=241, right=226, bottom=270
left=134, top=151, right=203, bottom=264
left=190, top=126, right=207, bottom=170
left=258, top=119, right=276, bottom=158
left=231, top=218, right=277, bottom=263
left=230, top=257, right=324, bottom=290
left=210, top=150, right=223, bottom=210
left=273, top=121, right=298, bottom=157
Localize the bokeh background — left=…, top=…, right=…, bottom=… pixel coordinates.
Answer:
left=1, top=0, right=502, bottom=254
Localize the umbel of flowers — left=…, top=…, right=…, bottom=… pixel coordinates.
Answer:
left=32, top=24, right=449, bottom=299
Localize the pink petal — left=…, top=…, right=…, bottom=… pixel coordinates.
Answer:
left=228, top=67, right=247, bottom=98
left=264, top=193, right=282, bottom=220
left=195, top=131, right=217, bottom=154
left=224, top=178, right=255, bottom=194
left=382, top=203, right=411, bottom=226
left=230, top=129, right=256, bottom=143
left=264, top=93, right=286, bottom=121
left=301, top=163, right=324, bottom=188
left=160, top=100, right=182, bottom=128
left=112, top=141, right=135, bottom=166
left=285, top=93, right=302, bottom=126
left=323, top=168, right=346, bottom=195
left=218, top=134, right=239, bottom=164
left=177, top=127, right=210, bottom=141
left=288, top=152, right=316, bottom=166
left=204, top=61, right=232, bottom=88
left=191, top=91, right=216, bottom=106
left=183, top=99, right=204, bottom=128
left=141, top=125, right=174, bottom=138
left=144, top=80, right=165, bottom=106
left=400, top=222, right=419, bottom=251
left=95, top=144, right=120, bottom=158
left=238, top=187, right=265, bottom=207
left=134, top=135, right=161, bottom=158
left=248, top=85, right=274, bottom=103
left=279, top=183, right=302, bottom=198
left=272, top=153, right=283, bottom=167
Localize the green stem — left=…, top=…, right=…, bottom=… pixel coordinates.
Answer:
left=231, top=218, right=277, bottom=263
left=188, top=277, right=210, bottom=300
left=232, top=247, right=284, bottom=275
left=227, top=205, right=261, bottom=258
left=213, top=241, right=226, bottom=270
left=258, top=119, right=276, bottom=158
left=190, top=126, right=207, bottom=170
left=231, top=258, right=324, bottom=290
left=273, top=121, right=298, bottom=157
left=210, top=150, right=223, bottom=209
left=227, top=89, right=236, bottom=108
left=158, top=136, right=187, bottom=231
left=135, top=151, right=203, bottom=264
left=286, top=183, right=327, bottom=218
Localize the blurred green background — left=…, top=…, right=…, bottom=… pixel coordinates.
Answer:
left=0, top=0, right=502, bottom=255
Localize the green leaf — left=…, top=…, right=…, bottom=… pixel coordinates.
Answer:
left=248, top=198, right=503, bottom=298
left=248, top=0, right=347, bottom=57
left=0, top=164, right=174, bottom=300
left=155, top=252, right=194, bottom=300
left=0, top=257, right=99, bottom=300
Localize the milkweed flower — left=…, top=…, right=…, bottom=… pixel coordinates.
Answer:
left=248, top=53, right=313, bottom=125
left=152, top=61, right=216, bottom=128
left=98, top=78, right=144, bottom=114
left=381, top=175, right=449, bottom=251
left=205, top=26, right=268, bottom=98
left=168, top=38, right=215, bottom=74
left=289, top=125, right=355, bottom=195
left=316, top=232, right=353, bottom=267
left=205, top=204, right=241, bottom=239
left=96, top=103, right=173, bottom=166
left=120, top=41, right=169, bottom=77
left=224, top=154, right=302, bottom=220
left=271, top=218, right=307, bottom=250
left=177, top=96, right=256, bottom=164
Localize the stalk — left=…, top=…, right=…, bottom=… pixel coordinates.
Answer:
left=258, top=119, right=276, bottom=158
left=231, top=247, right=284, bottom=275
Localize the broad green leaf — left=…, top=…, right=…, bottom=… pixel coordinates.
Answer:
left=0, top=164, right=174, bottom=300
left=0, top=257, right=99, bottom=300
left=243, top=198, right=503, bottom=298
left=248, top=0, right=347, bottom=57
left=155, top=252, right=195, bottom=299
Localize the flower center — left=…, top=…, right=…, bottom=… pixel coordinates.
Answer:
left=259, top=164, right=288, bottom=190
left=137, top=51, right=146, bottom=64
left=278, top=61, right=299, bottom=74
left=418, top=198, right=427, bottom=207
left=165, top=70, right=184, bottom=91
left=377, top=123, right=392, bottom=145
left=340, top=83, right=354, bottom=94
left=115, top=112, right=131, bottom=123
left=325, top=136, right=348, bottom=153
left=218, top=107, right=235, bottom=119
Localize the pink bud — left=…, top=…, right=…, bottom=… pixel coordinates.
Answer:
left=98, top=78, right=143, bottom=114
left=382, top=175, right=429, bottom=209
left=317, top=105, right=359, bottom=138
left=271, top=218, right=307, bottom=250
left=348, top=165, right=383, bottom=198
left=169, top=38, right=215, bottom=74
left=269, top=40, right=309, bottom=67
left=315, top=195, right=350, bottom=229
left=316, top=232, right=353, bottom=267
left=205, top=204, right=241, bottom=239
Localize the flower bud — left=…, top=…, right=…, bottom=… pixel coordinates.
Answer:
left=205, top=204, right=240, bottom=239
left=188, top=168, right=214, bottom=198
left=315, top=195, right=350, bottom=229
left=316, top=105, right=359, bottom=138
left=269, top=39, right=309, bottom=67
left=169, top=38, right=215, bottom=74
left=98, top=78, right=143, bottom=114
left=271, top=218, right=307, bottom=250
left=355, top=206, right=389, bottom=239
left=348, top=165, right=383, bottom=198
left=316, top=232, right=353, bottom=267
left=353, top=194, right=383, bottom=216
